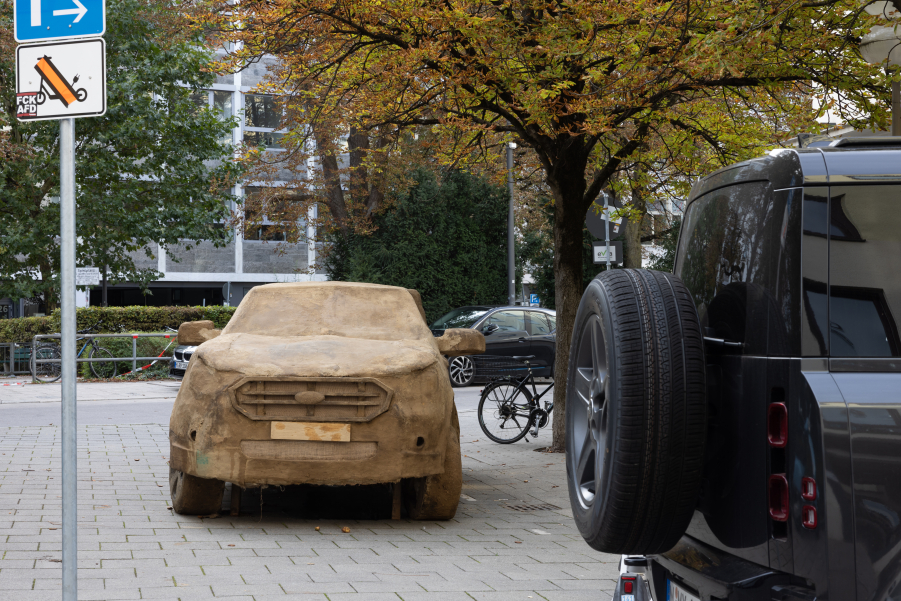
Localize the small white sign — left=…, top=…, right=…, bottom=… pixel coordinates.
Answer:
left=592, top=241, right=624, bottom=265
left=594, top=245, right=616, bottom=262
left=75, top=267, right=100, bottom=286
left=15, top=38, right=106, bottom=121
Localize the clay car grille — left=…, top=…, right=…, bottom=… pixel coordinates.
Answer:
left=230, top=377, right=393, bottom=423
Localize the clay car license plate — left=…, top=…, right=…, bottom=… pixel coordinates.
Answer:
left=175, top=361, right=189, bottom=370
left=667, top=580, right=700, bottom=601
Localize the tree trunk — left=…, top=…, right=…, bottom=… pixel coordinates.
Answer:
left=549, top=171, right=589, bottom=453
left=311, top=124, right=349, bottom=234
left=347, top=126, right=370, bottom=206
left=622, top=188, right=647, bottom=269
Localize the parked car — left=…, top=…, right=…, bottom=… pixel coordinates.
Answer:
left=168, top=282, right=484, bottom=520
left=169, top=344, right=196, bottom=378
left=564, top=137, right=901, bottom=601
left=431, top=305, right=556, bottom=386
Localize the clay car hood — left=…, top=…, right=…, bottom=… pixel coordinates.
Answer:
left=193, top=333, right=440, bottom=378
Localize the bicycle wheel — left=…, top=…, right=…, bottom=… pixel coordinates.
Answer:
left=478, top=381, right=535, bottom=444
left=32, top=344, right=62, bottom=383
left=89, top=346, right=117, bottom=379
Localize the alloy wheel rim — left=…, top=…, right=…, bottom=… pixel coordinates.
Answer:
left=449, top=356, right=474, bottom=385
left=570, top=315, right=609, bottom=509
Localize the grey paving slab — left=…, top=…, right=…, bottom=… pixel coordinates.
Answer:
left=0, top=385, right=620, bottom=598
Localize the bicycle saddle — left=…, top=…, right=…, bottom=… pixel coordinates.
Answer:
left=512, top=355, right=536, bottom=362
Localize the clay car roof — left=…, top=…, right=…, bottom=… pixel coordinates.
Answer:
left=222, top=282, right=434, bottom=342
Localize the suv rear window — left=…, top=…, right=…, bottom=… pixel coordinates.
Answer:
left=828, top=185, right=901, bottom=357
left=675, top=182, right=802, bottom=356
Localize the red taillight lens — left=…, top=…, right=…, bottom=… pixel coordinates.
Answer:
left=769, top=474, right=789, bottom=521
left=802, top=505, right=818, bottom=529
left=768, top=402, right=788, bottom=448
left=622, top=577, right=635, bottom=594
left=801, top=477, right=817, bottom=501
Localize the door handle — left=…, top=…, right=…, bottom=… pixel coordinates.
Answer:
left=518, top=338, right=526, bottom=342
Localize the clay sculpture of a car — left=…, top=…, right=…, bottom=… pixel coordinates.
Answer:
left=168, top=282, right=485, bottom=519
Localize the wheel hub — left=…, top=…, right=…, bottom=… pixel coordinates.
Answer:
left=588, top=375, right=606, bottom=430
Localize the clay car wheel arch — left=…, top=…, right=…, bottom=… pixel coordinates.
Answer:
left=565, top=269, right=706, bottom=554
left=169, top=467, right=225, bottom=515
left=403, top=404, right=463, bottom=520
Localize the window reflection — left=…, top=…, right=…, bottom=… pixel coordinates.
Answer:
left=244, top=94, right=280, bottom=129
left=675, top=184, right=801, bottom=356
left=829, top=185, right=901, bottom=357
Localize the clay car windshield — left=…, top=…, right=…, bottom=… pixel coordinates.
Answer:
left=222, top=283, right=434, bottom=341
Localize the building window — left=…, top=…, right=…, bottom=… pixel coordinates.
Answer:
left=189, top=89, right=234, bottom=143
left=243, top=187, right=305, bottom=241
left=244, top=94, right=284, bottom=149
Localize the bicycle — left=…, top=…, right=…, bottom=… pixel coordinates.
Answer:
left=477, top=355, right=554, bottom=444
left=31, top=324, right=118, bottom=383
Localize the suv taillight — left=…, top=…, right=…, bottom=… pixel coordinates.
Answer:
left=769, top=474, right=789, bottom=521
left=768, top=402, right=788, bottom=448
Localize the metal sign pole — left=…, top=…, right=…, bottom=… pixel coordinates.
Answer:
left=506, top=143, right=516, bottom=305
left=59, top=117, right=77, bottom=601
left=604, top=193, right=611, bottom=269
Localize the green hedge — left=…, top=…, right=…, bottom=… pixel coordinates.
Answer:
left=0, top=306, right=236, bottom=343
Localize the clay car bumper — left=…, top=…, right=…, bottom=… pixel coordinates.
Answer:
left=169, top=356, right=455, bottom=488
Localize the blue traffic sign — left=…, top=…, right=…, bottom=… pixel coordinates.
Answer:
left=14, top=0, right=105, bottom=43
left=530, top=294, right=539, bottom=305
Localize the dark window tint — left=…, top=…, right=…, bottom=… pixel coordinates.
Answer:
left=547, top=315, right=556, bottom=332
left=802, top=189, right=830, bottom=356
left=675, top=184, right=802, bottom=356
left=527, top=313, right=552, bottom=336
left=829, top=185, right=901, bottom=357
left=485, top=310, right=526, bottom=332
left=802, top=193, right=864, bottom=241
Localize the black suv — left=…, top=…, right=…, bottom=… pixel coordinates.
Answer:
left=564, top=138, right=901, bottom=601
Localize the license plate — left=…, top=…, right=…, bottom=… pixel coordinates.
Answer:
left=175, top=361, right=189, bottom=370
left=668, top=579, right=700, bottom=601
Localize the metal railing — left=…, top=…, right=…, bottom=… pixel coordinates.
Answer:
left=31, top=332, right=177, bottom=378
left=0, top=342, right=34, bottom=376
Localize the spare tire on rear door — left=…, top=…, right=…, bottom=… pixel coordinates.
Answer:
left=565, top=269, right=706, bottom=554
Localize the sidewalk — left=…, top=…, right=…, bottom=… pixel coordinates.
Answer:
left=0, top=387, right=620, bottom=600
left=0, top=380, right=181, bottom=404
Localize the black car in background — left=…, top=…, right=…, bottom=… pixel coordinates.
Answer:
left=431, top=305, right=556, bottom=386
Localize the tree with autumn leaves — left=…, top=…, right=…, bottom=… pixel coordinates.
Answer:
left=195, top=0, right=893, bottom=451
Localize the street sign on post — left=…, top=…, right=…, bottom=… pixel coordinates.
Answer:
left=75, top=267, right=100, bottom=286
left=529, top=293, right=539, bottom=306
left=17, top=6, right=107, bottom=601
left=14, top=0, right=105, bottom=43
left=15, top=38, right=106, bottom=121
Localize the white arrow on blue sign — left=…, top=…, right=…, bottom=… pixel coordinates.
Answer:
left=14, top=0, right=105, bottom=43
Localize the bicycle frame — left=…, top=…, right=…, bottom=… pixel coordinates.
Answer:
left=495, top=363, right=554, bottom=410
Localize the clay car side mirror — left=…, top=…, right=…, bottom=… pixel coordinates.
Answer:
left=437, top=328, right=486, bottom=356
left=178, top=320, right=222, bottom=346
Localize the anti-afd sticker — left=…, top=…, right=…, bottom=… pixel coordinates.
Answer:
left=15, top=37, right=106, bottom=121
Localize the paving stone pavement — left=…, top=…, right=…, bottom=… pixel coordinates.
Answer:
left=0, top=395, right=620, bottom=600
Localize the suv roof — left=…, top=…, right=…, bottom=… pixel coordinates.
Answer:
left=687, top=140, right=901, bottom=206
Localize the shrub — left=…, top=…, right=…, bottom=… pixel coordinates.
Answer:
left=0, top=306, right=236, bottom=343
